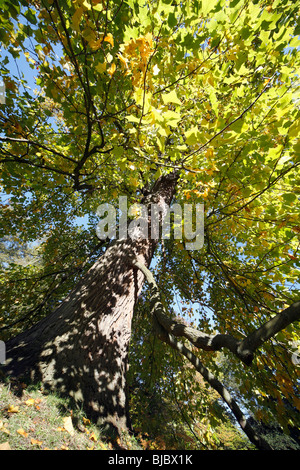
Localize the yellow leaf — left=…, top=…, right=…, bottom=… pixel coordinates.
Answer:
left=207, top=73, right=214, bottom=87
left=17, top=428, right=29, bottom=438
left=107, top=63, right=116, bottom=77
left=62, top=416, right=75, bottom=436
left=289, top=118, right=300, bottom=138
left=117, top=53, right=129, bottom=68
left=104, top=33, right=114, bottom=47
left=25, top=398, right=35, bottom=406
left=106, top=53, right=113, bottom=63
left=83, top=27, right=96, bottom=43
left=89, top=432, right=98, bottom=442
left=7, top=405, right=19, bottom=413
left=92, top=1, right=103, bottom=12
left=89, top=39, right=102, bottom=50
left=82, top=0, right=91, bottom=9
left=31, top=438, right=43, bottom=446
left=82, top=417, right=91, bottom=426
left=56, top=426, right=66, bottom=432
left=185, top=127, right=199, bottom=145
left=0, top=425, right=10, bottom=435
left=205, top=147, right=214, bottom=159
left=227, top=53, right=236, bottom=61
left=162, top=90, right=181, bottom=105
left=145, top=32, right=153, bottom=47
left=129, top=177, right=139, bottom=188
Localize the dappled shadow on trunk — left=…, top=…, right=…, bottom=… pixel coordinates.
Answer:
left=3, top=238, right=153, bottom=436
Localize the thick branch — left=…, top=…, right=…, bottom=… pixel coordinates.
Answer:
left=133, top=261, right=300, bottom=365
left=133, top=260, right=273, bottom=450
left=237, top=301, right=300, bottom=362
left=155, top=310, right=240, bottom=353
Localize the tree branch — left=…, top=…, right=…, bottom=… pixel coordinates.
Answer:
left=133, top=261, right=300, bottom=366
left=237, top=301, right=300, bottom=363
left=157, top=328, right=272, bottom=450
left=133, top=260, right=273, bottom=450
left=0, top=136, right=75, bottom=163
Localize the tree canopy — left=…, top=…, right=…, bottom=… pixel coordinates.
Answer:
left=0, top=0, right=300, bottom=450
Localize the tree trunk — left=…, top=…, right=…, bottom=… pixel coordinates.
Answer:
left=2, top=172, right=178, bottom=437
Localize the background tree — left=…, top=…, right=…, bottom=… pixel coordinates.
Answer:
left=0, top=0, right=300, bottom=449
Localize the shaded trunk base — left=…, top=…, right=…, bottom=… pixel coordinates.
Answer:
left=2, top=238, right=152, bottom=437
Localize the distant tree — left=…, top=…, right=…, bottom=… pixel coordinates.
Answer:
left=0, top=235, right=38, bottom=268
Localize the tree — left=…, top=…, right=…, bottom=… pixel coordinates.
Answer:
left=0, top=0, right=300, bottom=449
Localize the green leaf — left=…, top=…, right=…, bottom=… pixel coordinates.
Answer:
left=126, top=115, right=140, bottom=123
left=23, top=8, right=37, bottom=25
left=282, top=193, right=297, bottom=203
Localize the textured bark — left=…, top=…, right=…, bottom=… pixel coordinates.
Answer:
left=3, top=172, right=178, bottom=436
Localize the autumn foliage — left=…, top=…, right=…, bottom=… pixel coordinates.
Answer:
left=0, top=0, right=300, bottom=450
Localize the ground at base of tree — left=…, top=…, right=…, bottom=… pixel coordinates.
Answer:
left=0, top=375, right=255, bottom=451
left=0, top=377, right=143, bottom=451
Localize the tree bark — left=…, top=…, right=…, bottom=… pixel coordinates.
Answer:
left=2, top=172, right=178, bottom=437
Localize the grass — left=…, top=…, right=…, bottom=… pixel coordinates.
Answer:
left=0, top=376, right=257, bottom=451
left=0, top=377, right=142, bottom=451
